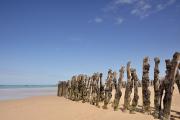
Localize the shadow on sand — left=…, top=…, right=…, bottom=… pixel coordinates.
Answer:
left=119, top=105, right=180, bottom=120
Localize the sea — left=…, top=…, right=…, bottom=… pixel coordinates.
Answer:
left=0, top=85, right=57, bottom=100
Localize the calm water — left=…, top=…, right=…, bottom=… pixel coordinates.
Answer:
left=0, top=85, right=57, bottom=100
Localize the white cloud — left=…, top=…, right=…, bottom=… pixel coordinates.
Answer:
left=135, top=1, right=151, bottom=16
left=116, top=17, right=124, bottom=24
left=88, top=17, right=103, bottom=24
left=156, top=0, right=176, bottom=11
left=131, top=9, right=138, bottom=14
left=90, top=0, right=177, bottom=25
left=114, top=0, right=136, bottom=4
left=142, top=4, right=151, bottom=11
left=168, top=0, right=176, bottom=5
left=156, top=4, right=164, bottom=11
left=131, top=2, right=152, bottom=18
left=108, top=0, right=177, bottom=19
left=94, top=17, right=103, bottom=23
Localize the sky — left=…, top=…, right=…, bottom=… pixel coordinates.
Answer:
left=0, top=0, right=180, bottom=85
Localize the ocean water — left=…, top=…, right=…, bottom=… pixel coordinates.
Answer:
left=0, top=85, right=57, bottom=100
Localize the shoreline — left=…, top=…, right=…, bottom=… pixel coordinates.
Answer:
left=0, top=87, right=57, bottom=101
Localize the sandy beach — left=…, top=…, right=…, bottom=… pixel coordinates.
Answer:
left=0, top=86, right=179, bottom=120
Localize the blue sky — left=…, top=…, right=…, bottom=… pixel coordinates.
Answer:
left=0, top=0, right=180, bottom=85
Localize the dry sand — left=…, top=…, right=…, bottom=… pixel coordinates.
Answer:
left=0, top=86, right=179, bottom=120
